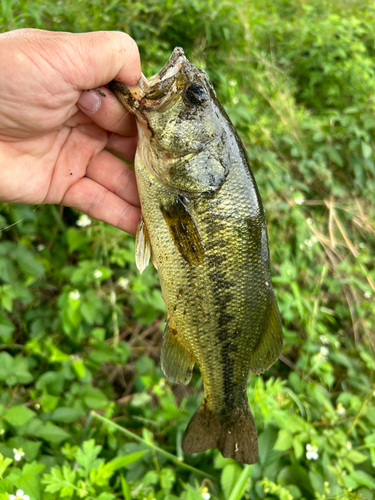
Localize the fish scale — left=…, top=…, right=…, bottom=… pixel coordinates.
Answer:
left=109, top=47, right=283, bottom=464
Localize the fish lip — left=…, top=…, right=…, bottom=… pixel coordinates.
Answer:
left=108, top=47, right=188, bottom=113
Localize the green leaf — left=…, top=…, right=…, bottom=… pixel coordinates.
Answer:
left=258, top=427, right=280, bottom=466
left=346, top=450, right=368, bottom=464
left=36, top=423, right=71, bottom=444
left=274, top=428, right=293, bottom=451
left=76, top=439, right=102, bottom=476
left=350, top=470, right=375, bottom=488
left=362, top=141, right=372, bottom=159
left=6, top=461, right=45, bottom=498
left=12, top=244, right=45, bottom=277
left=0, top=454, right=13, bottom=477
left=0, top=314, right=15, bottom=343
left=326, top=147, right=343, bottom=167
left=0, top=480, right=13, bottom=493
left=105, top=450, right=147, bottom=472
left=121, top=474, right=131, bottom=500
left=221, top=463, right=242, bottom=499
left=160, top=468, right=176, bottom=491
left=3, top=406, right=35, bottom=427
left=51, top=407, right=81, bottom=423
left=42, top=464, right=76, bottom=495
left=66, top=227, right=88, bottom=253
left=97, top=494, right=116, bottom=500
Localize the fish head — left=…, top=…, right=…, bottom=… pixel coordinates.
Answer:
left=109, top=48, right=228, bottom=191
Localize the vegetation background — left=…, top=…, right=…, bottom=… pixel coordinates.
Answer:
left=1, top=0, right=375, bottom=499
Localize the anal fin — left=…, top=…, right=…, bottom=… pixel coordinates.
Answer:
left=249, top=290, right=283, bottom=375
left=135, top=217, right=151, bottom=274
left=161, top=319, right=195, bottom=385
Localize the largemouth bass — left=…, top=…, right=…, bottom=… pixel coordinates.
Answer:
left=109, top=48, right=283, bottom=464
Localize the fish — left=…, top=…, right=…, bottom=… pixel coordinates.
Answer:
left=109, top=47, right=283, bottom=465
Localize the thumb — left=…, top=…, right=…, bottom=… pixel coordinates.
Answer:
left=65, top=31, right=142, bottom=89
left=11, top=29, right=142, bottom=90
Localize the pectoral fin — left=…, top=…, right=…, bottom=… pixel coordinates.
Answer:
left=160, top=196, right=204, bottom=266
left=161, top=318, right=195, bottom=385
left=135, top=217, right=151, bottom=274
left=249, top=290, right=283, bottom=374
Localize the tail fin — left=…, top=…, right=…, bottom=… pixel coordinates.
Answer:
left=182, top=404, right=258, bottom=464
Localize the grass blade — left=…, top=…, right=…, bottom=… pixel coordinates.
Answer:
left=227, top=465, right=252, bottom=500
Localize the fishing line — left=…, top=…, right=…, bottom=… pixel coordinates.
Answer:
left=0, top=205, right=43, bottom=234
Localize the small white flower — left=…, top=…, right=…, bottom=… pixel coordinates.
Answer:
left=305, top=238, right=313, bottom=248
left=76, top=214, right=91, bottom=227
left=36, top=244, right=45, bottom=252
left=93, top=269, right=103, bottom=279
left=229, top=79, right=237, bottom=87
left=307, top=218, right=313, bottom=225
left=336, top=403, right=346, bottom=416
left=295, top=196, right=305, bottom=205
left=306, top=444, right=319, bottom=460
left=69, top=290, right=80, bottom=301
left=320, top=335, right=329, bottom=345
left=320, top=346, right=329, bottom=359
left=365, top=292, right=372, bottom=299
left=9, top=490, right=30, bottom=500
left=34, top=403, right=40, bottom=410
left=233, top=96, right=239, bottom=104
left=202, top=494, right=210, bottom=500
left=346, top=441, right=352, bottom=450
left=13, top=448, right=25, bottom=462
left=118, top=277, right=129, bottom=290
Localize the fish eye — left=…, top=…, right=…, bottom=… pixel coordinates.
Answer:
left=184, top=83, right=208, bottom=105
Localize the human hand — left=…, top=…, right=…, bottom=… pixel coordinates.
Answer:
left=0, top=28, right=141, bottom=235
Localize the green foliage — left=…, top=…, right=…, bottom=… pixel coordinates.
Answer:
left=1, top=0, right=375, bottom=498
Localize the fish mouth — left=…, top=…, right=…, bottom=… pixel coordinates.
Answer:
left=109, top=47, right=188, bottom=114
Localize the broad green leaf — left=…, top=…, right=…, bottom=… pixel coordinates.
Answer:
left=274, top=428, right=293, bottom=451
left=12, top=245, right=45, bottom=277
left=0, top=480, right=13, bottom=493
left=221, top=463, right=242, bottom=500
left=350, top=471, right=375, bottom=488
left=346, top=450, right=368, bottom=464
left=4, top=406, right=35, bottom=427
left=36, top=423, right=71, bottom=444
left=258, top=427, right=280, bottom=466
left=0, top=454, right=13, bottom=477
left=51, top=407, right=81, bottom=423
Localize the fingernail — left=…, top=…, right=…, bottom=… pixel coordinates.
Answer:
left=78, top=89, right=101, bottom=113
